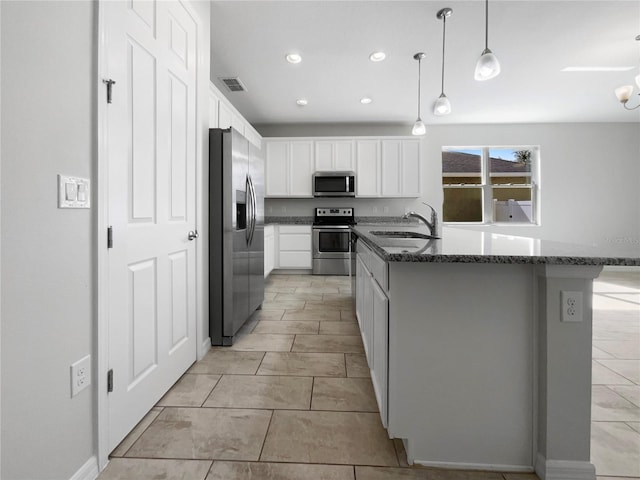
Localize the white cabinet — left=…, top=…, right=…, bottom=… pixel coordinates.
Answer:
left=264, top=225, right=275, bottom=278
left=244, top=125, right=262, bottom=150
left=356, top=140, right=381, bottom=197
left=210, top=83, right=262, bottom=148
left=231, top=112, right=245, bottom=137
left=265, top=141, right=313, bottom=198
left=277, top=225, right=312, bottom=269
left=264, top=136, right=420, bottom=198
left=381, top=139, right=422, bottom=197
left=371, top=277, right=388, bottom=428
left=218, top=101, right=233, bottom=129
left=355, top=239, right=389, bottom=427
left=315, top=140, right=355, bottom=171
left=290, top=142, right=314, bottom=196
left=209, top=87, right=220, bottom=128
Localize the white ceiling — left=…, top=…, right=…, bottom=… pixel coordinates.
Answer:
left=209, top=1, right=640, bottom=126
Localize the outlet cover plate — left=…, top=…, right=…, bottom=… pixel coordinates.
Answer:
left=561, top=291, right=583, bottom=322
left=70, top=354, right=91, bottom=397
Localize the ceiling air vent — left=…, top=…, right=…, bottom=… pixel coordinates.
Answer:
left=219, top=77, right=247, bottom=93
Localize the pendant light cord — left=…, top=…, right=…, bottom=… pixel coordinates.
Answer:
left=484, top=0, right=489, bottom=50
left=441, top=15, right=447, bottom=95
left=417, top=56, right=422, bottom=118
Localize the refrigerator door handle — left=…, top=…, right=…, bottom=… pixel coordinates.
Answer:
left=245, top=175, right=252, bottom=245
left=248, top=175, right=256, bottom=245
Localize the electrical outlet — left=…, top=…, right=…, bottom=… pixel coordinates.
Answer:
left=372, top=207, right=378, bottom=214
left=70, top=355, right=91, bottom=397
left=561, top=291, right=583, bottom=322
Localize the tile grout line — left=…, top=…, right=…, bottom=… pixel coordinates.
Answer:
left=114, top=406, right=165, bottom=459
left=198, top=374, right=222, bottom=408
left=310, top=376, right=315, bottom=411
left=594, top=358, right=639, bottom=385
left=256, top=409, right=275, bottom=463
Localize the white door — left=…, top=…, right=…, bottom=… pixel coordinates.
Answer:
left=103, top=0, right=198, bottom=451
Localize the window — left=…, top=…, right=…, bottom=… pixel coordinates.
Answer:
left=442, top=146, right=538, bottom=224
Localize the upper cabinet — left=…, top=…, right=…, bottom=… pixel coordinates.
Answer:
left=209, top=83, right=261, bottom=148
left=315, top=140, right=355, bottom=172
left=356, top=140, right=381, bottom=197
left=265, top=141, right=314, bottom=198
left=381, top=139, right=421, bottom=197
left=264, top=137, right=421, bottom=198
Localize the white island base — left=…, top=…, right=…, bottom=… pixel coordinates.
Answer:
left=384, top=261, right=602, bottom=479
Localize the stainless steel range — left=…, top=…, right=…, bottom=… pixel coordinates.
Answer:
left=312, top=207, right=355, bottom=276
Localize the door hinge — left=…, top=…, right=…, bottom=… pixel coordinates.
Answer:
left=107, top=369, right=114, bottom=393
left=103, top=79, right=116, bottom=104
left=107, top=226, right=113, bottom=248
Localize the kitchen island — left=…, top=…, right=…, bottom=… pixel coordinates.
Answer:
left=351, top=225, right=639, bottom=479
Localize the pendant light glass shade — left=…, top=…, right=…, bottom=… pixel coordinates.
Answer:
left=475, top=48, right=501, bottom=81
left=433, top=94, right=452, bottom=116
left=615, top=85, right=633, bottom=102
left=412, top=53, right=426, bottom=136
left=475, top=0, right=500, bottom=81
left=412, top=119, right=427, bottom=136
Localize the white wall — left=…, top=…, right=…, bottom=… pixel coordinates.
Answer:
left=1, top=2, right=95, bottom=479
left=258, top=123, right=640, bottom=251
left=0, top=3, right=3, bottom=474
left=192, top=0, right=211, bottom=361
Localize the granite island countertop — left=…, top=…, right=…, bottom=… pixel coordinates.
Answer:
left=352, top=224, right=640, bottom=266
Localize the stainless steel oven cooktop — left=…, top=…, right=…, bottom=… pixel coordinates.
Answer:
left=311, top=208, right=355, bottom=276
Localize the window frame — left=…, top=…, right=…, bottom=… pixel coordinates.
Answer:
left=441, top=146, right=540, bottom=226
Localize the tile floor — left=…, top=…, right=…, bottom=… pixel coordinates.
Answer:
left=98, top=270, right=640, bottom=480
left=591, top=269, right=640, bottom=480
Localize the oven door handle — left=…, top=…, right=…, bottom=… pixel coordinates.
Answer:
left=312, top=225, right=352, bottom=230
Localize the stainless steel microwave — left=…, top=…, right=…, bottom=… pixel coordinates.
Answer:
left=312, top=171, right=356, bottom=197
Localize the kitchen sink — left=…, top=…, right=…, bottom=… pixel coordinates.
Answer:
left=370, top=230, right=439, bottom=240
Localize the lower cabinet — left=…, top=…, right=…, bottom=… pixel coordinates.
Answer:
left=277, top=225, right=312, bottom=269
left=371, top=277, right=388, bottom=428
left=264, top=225, right=275, bottom=278
left=356, top=241, right=389, bottom=428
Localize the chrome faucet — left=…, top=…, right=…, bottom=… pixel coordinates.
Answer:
left=402, top=203, right=440, bottom=238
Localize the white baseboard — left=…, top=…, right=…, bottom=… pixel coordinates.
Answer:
left=69, top=456, right=99, bottom=480
left=535, top=453, right=596, bottom=480
left=198, top=337, right=211, bottom=361
left=414, top=458, right=533, bottom=473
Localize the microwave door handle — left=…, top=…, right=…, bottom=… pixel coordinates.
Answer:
left=346, top=176, right=350, bottom=193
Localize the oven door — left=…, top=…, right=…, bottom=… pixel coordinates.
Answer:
left=312, top=226, right=351, bottom=259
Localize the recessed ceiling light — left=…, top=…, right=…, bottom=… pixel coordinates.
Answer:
left=561, top=66, right=634, bottom=72
left=296, top=98, right=308, bottom=106
left=369, top=51, right=386, bottom=62
left=286, top=53, right=302, bottom=64
left=360, top=97, right=373, bottom=104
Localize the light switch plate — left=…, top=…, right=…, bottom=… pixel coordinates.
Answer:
left=58, top=175, right=90, bottom=209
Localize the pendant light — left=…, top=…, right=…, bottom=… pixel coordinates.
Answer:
left=412, top=52, right=427, bottom=136
left=434, top=8, right=453, bottom=116
left=614, top=35, right=640, bottom=110
left=474, top=0, right=501, bottom=81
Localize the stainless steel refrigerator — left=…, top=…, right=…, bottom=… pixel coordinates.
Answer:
left=209, top=128, right=264, bottom=345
